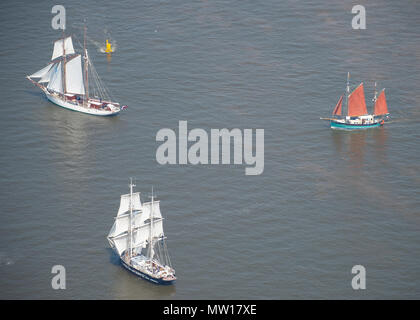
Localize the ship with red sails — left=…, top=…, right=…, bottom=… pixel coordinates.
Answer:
left=322, top=73, right=389, bottom=129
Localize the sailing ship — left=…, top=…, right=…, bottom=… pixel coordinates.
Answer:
left=27, top=26, right=124, bottom=116
left=107, top=180, right=176, bottom=285
left=322, top=73, right=389, bottom=129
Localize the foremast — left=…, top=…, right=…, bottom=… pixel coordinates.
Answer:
left=345, top=72, right=350, bottom=118
left=372, top=81, right=378, bottom=104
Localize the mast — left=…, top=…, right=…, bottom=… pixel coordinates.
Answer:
left=148, top=187, right=154, bottom=260
left=345, top=72, right=350, bottom=118
left=374, top=82, right=377, bottom=101
left=128, top=178, right=134, bottom=260
left=62, top=30, right=67, bottom=96
left=373, top=81, right=377, bottom=102
left=372, top=81, right=377, bottom=116
left=83, top=23, right=89, bottom=106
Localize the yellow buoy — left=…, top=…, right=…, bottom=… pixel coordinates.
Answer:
left=105, top=39, right=112, bottom=53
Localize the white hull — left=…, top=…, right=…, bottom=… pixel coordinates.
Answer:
left=331, top=114, right=380, bottom=126
left=46, top=92, right=120, bottom=116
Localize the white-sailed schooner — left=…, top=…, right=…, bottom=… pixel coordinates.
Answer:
left=27, top=26, right=126, bottom=116
left=107, top=179, right=176, bottom=285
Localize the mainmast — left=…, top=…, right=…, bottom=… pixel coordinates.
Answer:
left=148, top=187, right=154, bottom=260
left=83, top=23, right=89, bottom=107
left=373, top=81, right=377, bottom=102
left=345, top=72, right=350, bottom=117
left=128, top=178, right=135, bottom=260
left=62, top=29, right=67, bottom=95
left=372, top=81, right=377, bottom=116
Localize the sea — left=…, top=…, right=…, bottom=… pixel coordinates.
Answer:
left=0, top=0, right=419, bottom=299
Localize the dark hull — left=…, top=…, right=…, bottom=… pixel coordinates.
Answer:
left=121, top=258, right=176, bottom=285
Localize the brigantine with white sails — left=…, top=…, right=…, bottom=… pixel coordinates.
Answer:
left=27, top=27, right=125, bottom=116
left=321, top=72, right=390, bottom=129
left=107, top=180, right=176, bottom=285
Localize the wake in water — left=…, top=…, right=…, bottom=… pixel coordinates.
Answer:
left=0, top=252, right=14, bottom=266
left=87, top=32, right=117, bottom=53
left=90, top=35, right=117, bottom=53
left=71, top=24, right=117, bottom=53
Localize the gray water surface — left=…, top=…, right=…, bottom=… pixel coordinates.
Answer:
left=0, top=0, right=419, bottom=299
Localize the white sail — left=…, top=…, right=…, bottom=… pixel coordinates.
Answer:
left=108, top=188, right=166, bottom=258
left=151, top=218, right=164, bottom=239
left=112, top=234, right=128, bottom=256
left=132, top=193, right=142, bottom=211
left=29, top=63, right=53, bottom=79
left=132, top=225, right=149, bottom=248
left=39, top=62, right=57, bottom=83
left=135, top=201, right=162, bottom=227
left=109, top=202, right=162, bottom=241
left=51, top=36, right=75, bottom=60
left=108, top=215, right=129, bottom=239
left=132, top=219, right=164, bottom=249
left=110, top=214, right=164, bottom=248
left=108, top=222, right=117, bottom=239
left=109, top=219, right=163, bottom=256
left=47, top=62, right=63, bottom=93
left=117, top=192, right=141, bottom=216
left=65, top=55, right=85, bottom=95
left=108, top=192, right=142, bottom=239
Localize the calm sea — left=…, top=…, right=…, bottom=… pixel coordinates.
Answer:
left=0, top=0, right=419, bottom=299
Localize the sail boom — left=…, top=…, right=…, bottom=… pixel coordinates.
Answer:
left=109, top=231, right=128, bottom=240
left=132, top=235, right=167, bottom=249
left=114, top=210, right=141, bottom=220
left=108, top=218, right=165, bottom=239
left=133, top=218, right=164, bottom=232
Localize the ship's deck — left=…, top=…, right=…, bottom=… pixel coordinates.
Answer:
left=129, top=254, right=175, bottom=280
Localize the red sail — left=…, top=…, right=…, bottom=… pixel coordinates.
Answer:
left=332, top=95, right=343, bottom=116
left=348, top=83, right=368, bottom=117
left=374, top=89, right=388, bottom=115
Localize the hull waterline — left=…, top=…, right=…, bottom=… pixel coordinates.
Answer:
left=46, top=93, right=120, bottom=117
left=120, top=258, right=176, bottom=285
left=330, top=120, right=383, bottom=130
